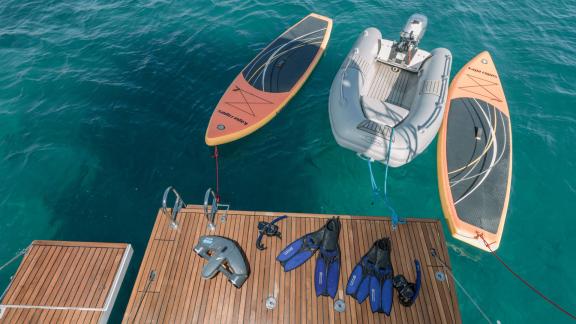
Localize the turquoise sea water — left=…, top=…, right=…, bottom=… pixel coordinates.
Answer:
left=1, top=0, right=575, bottom=322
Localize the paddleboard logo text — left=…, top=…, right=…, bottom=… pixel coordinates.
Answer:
left=217, top=110, right=248, bottom=126
left=467, top=66, right=498, bottom=79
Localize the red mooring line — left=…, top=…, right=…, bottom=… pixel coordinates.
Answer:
left=477, top=233, right=576, bottom=321
left=213, top=145, right=220, bottom=203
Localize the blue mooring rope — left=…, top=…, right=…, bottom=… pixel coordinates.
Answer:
left=366, top=128, right=405, bottom=230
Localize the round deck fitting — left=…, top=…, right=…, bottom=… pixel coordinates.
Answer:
left=265, top=296, right=277, bottom=310
left=334, top=299, right=345, bottom=313
left=436, top=271, right=446, bottom=281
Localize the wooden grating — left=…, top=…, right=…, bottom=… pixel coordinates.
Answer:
left=123, top=206, right=461, bottom=324
left=0, top=241, right=132, bottom=324
left=367, top=63, right=417, bottom=109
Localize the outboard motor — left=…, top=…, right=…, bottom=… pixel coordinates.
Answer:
left=395, top=14, right=428, bottom=64
left=194, top=235, right=250, bottom=288
left=328, top=13, right=452, bottom=167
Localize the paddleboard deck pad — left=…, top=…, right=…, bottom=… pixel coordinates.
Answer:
left=437, top=52, right=512, bottom=251
left=205, top=13, right=332, bottom=146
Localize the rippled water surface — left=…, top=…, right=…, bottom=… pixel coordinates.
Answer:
left=1, top=0, right=575, bottom=322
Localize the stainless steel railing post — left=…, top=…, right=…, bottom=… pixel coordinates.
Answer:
left=203, top=188, right=230, bottom=231
left=162, top=186, right=186, bottom=229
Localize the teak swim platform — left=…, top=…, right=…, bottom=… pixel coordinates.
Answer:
left=0, top=241, right=132, bottom=324
left=123, top=205, right=461, bottom=323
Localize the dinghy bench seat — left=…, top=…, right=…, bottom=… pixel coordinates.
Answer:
left=361, top=96, right=409, bottom=127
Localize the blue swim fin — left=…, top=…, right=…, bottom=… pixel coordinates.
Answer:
left=377, top=239, right=394, bottom=315
left=355, top=275, right=371, bottom=303
left=371, top=238, right=393, bottom=314
left=346, top=240, right=380, bottom=303
left=326, top=258, right=340, bottom=298
left=315, top=255, right=327, bottom=294
left=369, top=275, right=382, bottom=312
left=382, top=277, right=393, bottom=315
left=346, top=263, right=365, bottom=296
left=276, top=218, right=328, bottom=272
left=314, top=218, right=341, bottom=298
left=349, top=238, right=394, bottom=313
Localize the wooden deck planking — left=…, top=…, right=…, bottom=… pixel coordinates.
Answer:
left=0, top=241, right=132, bottom=324
left=123, top=206, right=461, bottom=323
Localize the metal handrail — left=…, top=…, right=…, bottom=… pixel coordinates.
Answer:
left=161, top=186, right=229, bottom=231
left=162, top=186, right=186, bottom=229
left=203, top=188, right=218, bottom=230
left=203, top=188, right=230, bottom=231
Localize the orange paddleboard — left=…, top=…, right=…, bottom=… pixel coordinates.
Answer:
left=437, top=52, right=513, bottom=251
left=205, top=13, right=332, bottom=146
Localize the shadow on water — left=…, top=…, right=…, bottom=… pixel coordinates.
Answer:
left=36, top=26, right=322, bottom=322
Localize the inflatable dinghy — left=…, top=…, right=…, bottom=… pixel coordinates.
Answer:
left=329, top=14, right=452, bottom=167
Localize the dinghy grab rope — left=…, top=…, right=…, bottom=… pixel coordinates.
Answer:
left=364, top=128, right=405, bottom=229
